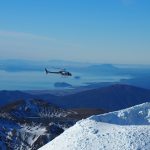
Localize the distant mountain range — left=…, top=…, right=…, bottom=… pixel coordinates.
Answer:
left=1, top=84, right=150, bottom=111
left=0, top=59, right=91, bottom=72
left=1, top=59, right=150, bottom=74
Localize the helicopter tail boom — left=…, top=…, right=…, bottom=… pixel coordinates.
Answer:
left=45, top=68, right=60, bottom=74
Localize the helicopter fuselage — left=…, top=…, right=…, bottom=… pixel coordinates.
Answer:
left=45, top=68, right=72, bottom=76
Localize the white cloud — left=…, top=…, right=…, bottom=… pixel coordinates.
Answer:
left=0, top=30, right=80, bottom=60
left=0, top=30, right=55, bottom=41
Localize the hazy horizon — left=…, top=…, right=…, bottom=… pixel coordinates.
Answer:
left=1, top=58, right=150, bottom=66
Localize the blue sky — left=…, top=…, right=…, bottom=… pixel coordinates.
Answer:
left=0, top=0, right=150, bottom=64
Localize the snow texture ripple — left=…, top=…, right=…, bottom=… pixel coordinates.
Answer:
left=39, top=102, right=150, bottom=150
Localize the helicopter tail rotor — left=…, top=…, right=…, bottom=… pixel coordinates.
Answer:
left=45, top=68, right=49, bottom=74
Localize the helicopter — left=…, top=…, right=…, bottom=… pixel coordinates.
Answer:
left=45, top=68, right=72, bottom=77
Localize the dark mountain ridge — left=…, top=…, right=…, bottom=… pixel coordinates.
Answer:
left=0, top=90, right=57, bottom=106
left=58, top=84, right=150, bottom=111
left=1, top=84, right=150, bottom=111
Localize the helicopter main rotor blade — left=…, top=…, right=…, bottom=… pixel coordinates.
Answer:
left=52, top=67, right=66, bottom=71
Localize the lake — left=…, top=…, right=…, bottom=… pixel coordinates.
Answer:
left=0, top=70, right=131, bottom=90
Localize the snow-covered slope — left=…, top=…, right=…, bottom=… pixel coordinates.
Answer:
left=39, top=102, right=150, bottom=150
